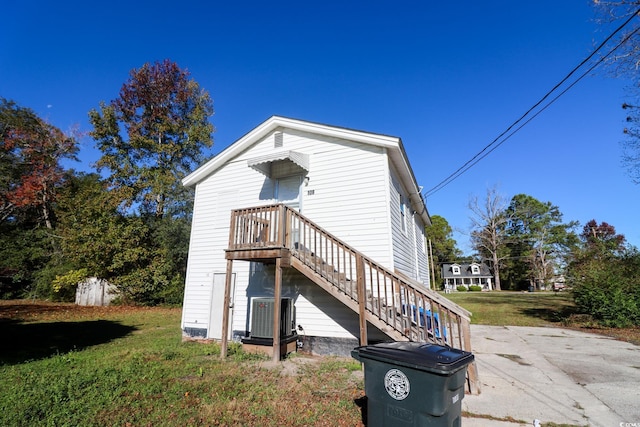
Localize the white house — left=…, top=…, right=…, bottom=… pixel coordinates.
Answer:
left=180, top=116, right=472, bottom=359
left=441, top=262, right=493, bottom=291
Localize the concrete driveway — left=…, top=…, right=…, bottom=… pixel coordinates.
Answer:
left=462, top=325, right=640, bottom=427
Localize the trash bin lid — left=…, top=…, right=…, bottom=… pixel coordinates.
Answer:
left=352, top=342, right=474, bottom=375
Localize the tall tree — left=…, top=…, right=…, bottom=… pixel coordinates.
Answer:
left=580, top=219, right=627, bottom=255
left=0, top=99, right=78, bottom=298
left=55, top=172, right=124, bottom=279
left=425, top=215, right=462, bottom=287
left=89, top=59, right=214, bottom=217
left=0, top=99, right=29, bottom=223
left=505, top=194, right=577, bottom=290
left=55, top=172, right=183, bottom=304
left=567, top=219, right=640, bottom=327
left=469, top=186, right=510, bottom=291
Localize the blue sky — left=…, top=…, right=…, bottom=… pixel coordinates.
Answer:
left=2, top=1, right=639, bottom=252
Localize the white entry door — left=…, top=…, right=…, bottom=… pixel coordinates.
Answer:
left=209, top=272, right=235, bottom=340
left=276, top=175, right=302, bottom=211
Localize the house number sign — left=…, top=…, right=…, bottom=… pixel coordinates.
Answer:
left=384, top=368, right=410, bottom=400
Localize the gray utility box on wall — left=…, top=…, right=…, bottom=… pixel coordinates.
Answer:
left=352, top=342, right=474, bottom=427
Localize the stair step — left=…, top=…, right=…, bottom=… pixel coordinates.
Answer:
left=291, top=235, right=457, bottom=347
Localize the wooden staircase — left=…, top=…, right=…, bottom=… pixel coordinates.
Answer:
left=221, top=204, right=478, bottom=392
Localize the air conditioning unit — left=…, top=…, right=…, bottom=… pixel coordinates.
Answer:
left=250, top=297, right=294, bottom=339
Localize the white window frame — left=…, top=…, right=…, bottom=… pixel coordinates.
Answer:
left=400, top=195, right=406, bottom=234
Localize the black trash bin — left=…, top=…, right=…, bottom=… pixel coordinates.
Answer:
left=352, top=342, right=474, bottom=427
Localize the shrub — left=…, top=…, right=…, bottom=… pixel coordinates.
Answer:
left=468, top=285, right=483, bottom=292
left=52, top=268, right=88, bottom=300
left=456, top=285, right=467, bottom=292
left=569, top=249, right=640, bottom=327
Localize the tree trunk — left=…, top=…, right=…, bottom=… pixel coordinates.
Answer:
left=492, top=252, right=501, bottom=291
left=155, top=193, right=165, bottom=218
left=42, top=182, right=53, bottom=229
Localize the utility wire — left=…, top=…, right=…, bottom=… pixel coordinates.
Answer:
left=424, top=8, right=640, bottom=198
left=430, top=23, right=640, bottom=197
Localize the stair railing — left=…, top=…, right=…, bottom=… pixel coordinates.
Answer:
left=227, top=204, right=472, bottom=353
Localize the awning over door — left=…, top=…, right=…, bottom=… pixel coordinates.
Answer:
left=247, top=150, right=309, bottom=178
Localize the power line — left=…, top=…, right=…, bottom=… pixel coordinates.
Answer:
left=424, top=8, right=640, bottom=198
left=429, top=24, right=640, bottom=197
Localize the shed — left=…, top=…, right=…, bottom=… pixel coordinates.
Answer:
left=75, top=277, right=118, bottom=306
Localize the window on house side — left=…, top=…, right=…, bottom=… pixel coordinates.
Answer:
left=400, top=195, right=406, bottom=233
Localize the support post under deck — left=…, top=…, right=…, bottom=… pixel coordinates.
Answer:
left=272, top=257, right=283, bottom=362
left=220, top=259, right=234, bottom=359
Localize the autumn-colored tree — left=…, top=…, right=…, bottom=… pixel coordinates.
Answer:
left=0, top=98, right=78, bottom=228
left=0, top=99, right=30, bottom=222
left=1, top=99, right=78, bottom=298
left=89, top=59, right=214, bottom=217
left=580, top=219, right=627, bottom=255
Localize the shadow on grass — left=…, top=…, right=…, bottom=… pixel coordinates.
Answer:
left=0, top=318, right=137, bottom=365
left=520, top=304, right=580, bottom=323
left=354, top=395, right=367, bottom=426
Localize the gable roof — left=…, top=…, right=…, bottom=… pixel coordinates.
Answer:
left=183, top=115, right=430, bottom=225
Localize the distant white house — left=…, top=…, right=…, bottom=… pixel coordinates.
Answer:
left=441, top=262, right=493, bottom=291
left=180, top=116, right=456, bottom=356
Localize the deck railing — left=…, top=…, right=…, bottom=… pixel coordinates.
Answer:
left=227, top=204, right=473, bottom=355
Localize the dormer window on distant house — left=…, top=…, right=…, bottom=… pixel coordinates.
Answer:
left=471, top=264, right=480, bottom=274
left=452, top=264, right=461, bottom=275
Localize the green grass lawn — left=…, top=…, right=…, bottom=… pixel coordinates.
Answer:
left=1, top=295, right=637, bottom=426
left=444, top=290, right=640, bottom=345
left=443, top=291, right=577, bottom=326
left=0, top=301, right=364, bottom=427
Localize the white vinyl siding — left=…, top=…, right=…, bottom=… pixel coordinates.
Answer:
left=182, top=146, right=275, bottom=338
left=389, top=170, right=416, bottom=279
left=291, top=132, right=391, bottom=267
left=387, top=170, right=430, bottom=287
left=181, top=186, right=218, bottom=331
left=414, top=214, right=430, bottom=288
